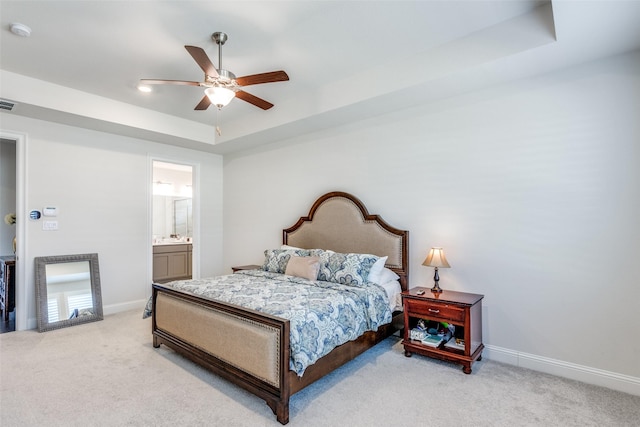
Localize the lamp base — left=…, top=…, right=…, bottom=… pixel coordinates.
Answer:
left=431, top=267, right=443, bottom=293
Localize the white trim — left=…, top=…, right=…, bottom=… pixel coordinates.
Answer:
left=147, top=156, right=200, bottom=295
left=191, top=164, right=200, bottom=279
left=147, top=156, right=153, bottom=296
left=484, top=344, right=640, bottom=396
left=0, top=129, right=28, bottom=331
left=26, top=299, right=147, bottom=329
left=103, top=299, right=147, bottom=315
left=26, top=316, right=37, bottom=330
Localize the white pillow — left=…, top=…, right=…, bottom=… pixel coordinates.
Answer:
left=281, top=244, right=303, bottom=250
left=366, top=256, right=388, bottom=284
left=377, top=267, right=400, bottom=284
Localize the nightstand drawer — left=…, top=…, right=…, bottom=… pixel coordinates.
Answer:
left=404, top=299, right=465, bottom=323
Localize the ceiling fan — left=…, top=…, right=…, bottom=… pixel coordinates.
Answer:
left=140, top=32, right=289, bottom=111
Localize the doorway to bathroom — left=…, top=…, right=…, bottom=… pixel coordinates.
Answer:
left=0, top=138, right=16, bottom=333
left=151, top=161, right=194, bottom=283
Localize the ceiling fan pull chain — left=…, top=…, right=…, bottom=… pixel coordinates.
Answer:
left=216, top=108, right=222, bottom=137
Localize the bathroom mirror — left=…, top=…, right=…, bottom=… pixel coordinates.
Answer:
left=173, top=198, right=192, bottom=237
left=152, top=195, right=193, bottom=239
left=35, top=253, right=103, bottom=332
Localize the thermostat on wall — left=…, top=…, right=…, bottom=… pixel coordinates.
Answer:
left=29, top=210, right=42, bottom=220
left=43, top=207, right=58, bottom=217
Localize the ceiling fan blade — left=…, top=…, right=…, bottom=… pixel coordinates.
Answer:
left=140, top=79, right=200, bottom=86
left=235, top=71, right=289, bottom=87
left=194, top=95, right=212, bottom=110
left=235, top=90, right=274, bottom=110
left=185, top=45, right=219, bottom=78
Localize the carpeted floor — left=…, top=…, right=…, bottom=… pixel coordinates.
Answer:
left=1, top=309, right=638, bottom=426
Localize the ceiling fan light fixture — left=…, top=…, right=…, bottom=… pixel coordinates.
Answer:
left=205, top=86, right=235, bottom=109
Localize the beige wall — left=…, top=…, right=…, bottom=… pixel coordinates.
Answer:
left=223, top=51, right=640, bottom=383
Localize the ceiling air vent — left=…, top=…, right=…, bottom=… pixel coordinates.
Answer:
left=0, top=100, right=16, bottom=111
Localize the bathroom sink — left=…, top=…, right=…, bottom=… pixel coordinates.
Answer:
left=153, top=239, right=191, bottom=245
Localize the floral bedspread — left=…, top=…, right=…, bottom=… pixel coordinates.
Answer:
left=147, top=270, right=392, bottom=376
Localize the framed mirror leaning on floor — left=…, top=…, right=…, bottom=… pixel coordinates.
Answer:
left=35, top=253, right=103, bottom=332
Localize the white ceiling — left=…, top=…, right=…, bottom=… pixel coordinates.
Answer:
left=1, top=1, right=639, bottom=155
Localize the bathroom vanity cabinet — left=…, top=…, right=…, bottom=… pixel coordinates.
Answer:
left=152, top=244, right=192, bottom=283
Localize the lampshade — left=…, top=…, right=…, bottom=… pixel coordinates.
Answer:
left=422, top=247, right=450, bottom=268
left=204, top=86, right=235, bottom=109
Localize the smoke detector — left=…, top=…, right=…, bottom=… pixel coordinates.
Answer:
left=10, top=23, right=31, bottom=37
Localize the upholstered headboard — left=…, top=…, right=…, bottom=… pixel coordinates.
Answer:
left=283, top=192, right=409, bottom=290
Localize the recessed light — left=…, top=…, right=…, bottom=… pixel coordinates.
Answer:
left=10, top=23, right=31, bottom=37
left=137, top=84, right=152, bottom=93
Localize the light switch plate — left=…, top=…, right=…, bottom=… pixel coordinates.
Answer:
left=43, top=207, right=58, bottom=217
left=43, top=220, right=58, bottom=231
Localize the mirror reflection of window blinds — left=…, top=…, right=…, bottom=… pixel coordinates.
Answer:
left=48, top=298, right=60, bottom=322
left=67, top=293, right=93, bottom=317
left=47, top=292, right=93, bottom=322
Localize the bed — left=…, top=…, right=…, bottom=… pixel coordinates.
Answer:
left=150, top=191, right=409, bottom=424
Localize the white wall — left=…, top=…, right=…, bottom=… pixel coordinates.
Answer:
left=223, top=51, right=640, bottom=383
left=0, top=115, right=224, bottom=329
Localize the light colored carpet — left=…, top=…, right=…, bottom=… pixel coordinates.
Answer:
left=1, top=310, right=638, bottom=426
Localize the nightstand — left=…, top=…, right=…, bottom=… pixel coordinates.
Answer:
left=231, top=264, right=261, bottom=273
left=402, top=288, right=484, bottom=374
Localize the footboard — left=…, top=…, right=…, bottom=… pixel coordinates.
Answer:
left=152, top=284, right=292, bottom=424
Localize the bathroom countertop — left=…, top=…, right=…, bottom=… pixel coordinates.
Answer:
left=153, top=241, right=192, bottom=246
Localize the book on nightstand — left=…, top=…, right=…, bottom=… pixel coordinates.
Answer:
left=444, top=337, right=465, bottom=350
left=421, top=334, right=444, bottom=347
left=410, top=328, right=427, bottom=341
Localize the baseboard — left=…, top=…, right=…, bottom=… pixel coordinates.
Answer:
left=27, top=317, right=37, bottom=330
left=103, top=299, right=147, bottom=316
left=484, top=344, right=640, bottom=396
left=24, top=299, right=147, bottom=331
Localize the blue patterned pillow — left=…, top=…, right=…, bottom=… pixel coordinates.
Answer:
left=262, top=248, right=312, bottom=273
left=317, top=250, right=380, bottom=287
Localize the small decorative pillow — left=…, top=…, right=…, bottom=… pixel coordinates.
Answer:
left=263, top=248, right=312, bottom=273
left=284, top=256, right=321, bottom=281
left=317, top=251, right=380, bottom=287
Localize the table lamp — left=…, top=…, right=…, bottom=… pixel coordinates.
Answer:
left=422, top=247, right=450, bottom=293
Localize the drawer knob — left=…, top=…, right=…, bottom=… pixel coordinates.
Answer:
left=428, top=308, right=440, bottom=314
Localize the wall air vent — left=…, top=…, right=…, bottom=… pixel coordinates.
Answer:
left=0, top=100, right=16, bottom=111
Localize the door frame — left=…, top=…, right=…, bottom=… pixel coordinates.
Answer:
left=0, top=130, right=27, bottom=331
left=148, top=157, right=199, bottom=294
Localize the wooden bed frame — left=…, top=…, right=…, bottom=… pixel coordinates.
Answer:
left=152, top=191, right=409, bottom=424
